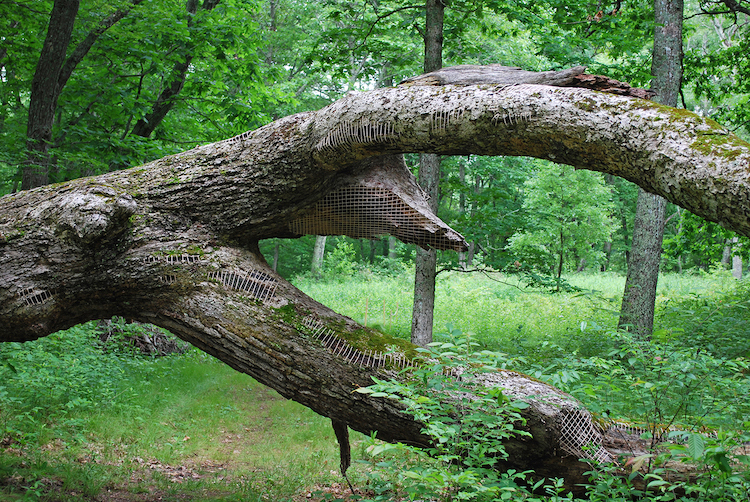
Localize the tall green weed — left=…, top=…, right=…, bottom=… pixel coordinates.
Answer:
left=357, top=335, right=540, bottom=502
left=657, top=277, right=750, bottom=358
left=526, top=325, right=750, bottom=430
left=0, top=323, right=159, bottom=445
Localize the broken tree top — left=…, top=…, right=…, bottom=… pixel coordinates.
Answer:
left=399, top=64, right=657, bottom=99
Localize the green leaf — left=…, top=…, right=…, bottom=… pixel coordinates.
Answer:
left=687, top=433, right=705, bottom=460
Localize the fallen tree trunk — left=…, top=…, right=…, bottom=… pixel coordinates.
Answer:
left=1, top=66, right=749, bottom=491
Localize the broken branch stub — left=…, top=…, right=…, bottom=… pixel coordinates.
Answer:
left=287, top=155, right=467, bottom=251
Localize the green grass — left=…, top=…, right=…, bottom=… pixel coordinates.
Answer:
left=294, top=270, right=737, bottom=358
left=1, top=336, right=357, bottom=501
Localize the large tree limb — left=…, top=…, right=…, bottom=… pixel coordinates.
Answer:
left=2, top=66, right=749, bottom=490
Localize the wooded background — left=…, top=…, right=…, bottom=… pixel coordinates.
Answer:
left=1, top=0, right=749, bottom=288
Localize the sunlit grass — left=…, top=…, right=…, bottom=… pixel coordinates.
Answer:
left=0, top=339, right=362, bottom=501
left=296, top=271, right=617, bottom=356
left=295, top=269, right=741, bottom=356
left=80, top=353, right=351, bottom=499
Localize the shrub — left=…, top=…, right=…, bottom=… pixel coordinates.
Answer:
left=357, top=333, right=547, bottom=501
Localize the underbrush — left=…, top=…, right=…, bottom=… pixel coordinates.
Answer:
left=0, top=323, right=156, bottom=447
left=357, top=333, right=750, bottom=501
left=657, top=277, right=750, bottom=358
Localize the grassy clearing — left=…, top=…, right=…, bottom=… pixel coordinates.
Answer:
left=1, top=338, right=356, bottom=501
left=294, top=270, right=738, bottom=358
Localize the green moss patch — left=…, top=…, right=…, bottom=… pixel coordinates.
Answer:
left=690, top=133, right=748, bottom=162
left=327, top=320, right=418, bottom=360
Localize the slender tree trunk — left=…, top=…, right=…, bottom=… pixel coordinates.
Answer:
left=732, top=255, right=743, bottom=278
left=23, top=0, right=80, bottom=190
left=731, top=237, right=743, bottom=279
left=602, top=241, right=612, bottom=271
left=466, top=241, right=476, bottom=267
left=722, top=241, right=732, bottom=267
left=619, top=0, right=683, bottom=337
left=272, top=240, right=280, bottom=272
left=458, top=159, right=467, bottom=269
left=388, top=236, right=397, bottom=259
left=557, top=228, right=564, bottom=281
left=411, top=0, right=444, bottom=347
left=312, top=235, right=327, bottom=277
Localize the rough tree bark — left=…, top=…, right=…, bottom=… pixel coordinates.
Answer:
left=23, top=0, right=81, bottom=190
left=619, top=0, right=683, bottom=337
left=2, top=66, right=750, bottom=490
left=311, top=235, right=327, bottom=277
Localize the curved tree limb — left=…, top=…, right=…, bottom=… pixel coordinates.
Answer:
left=2, top=66, right=749, bottom=490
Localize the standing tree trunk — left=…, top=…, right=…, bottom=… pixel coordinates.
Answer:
left=311, top=235, right=327, bottom=277
left=619, top=189, right=667, bottom=333
left=619, top=0, right=683, bottom=337
left=3, top=66, right=750, bottom=490
left=272, top=240, right=280, bottom=271
left=23, top=0, right=80, bottom=190
left=411, top=0, right=444, bottom=347
left=730, top=237, right=743, bottom=279
left=388, top=236, right=397, bottom=259
left=22, top=0, right=144, bottom=189
left=458, top=159, right=468, bottom=269
left=722, top=240, right=732, bottom=267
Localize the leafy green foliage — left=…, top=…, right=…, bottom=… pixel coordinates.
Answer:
left=684, top=11, right=750, bottom=137
left=356, top=332, right=540, bottom=501
left=507, top=162, right=616, bottom=278
left=662, top=210, right=749, bottom=272
left=525, top=0, right=655, bottom=85
left=357, top=325, right=750, bottom=501
left=527, top=324, right=750, bottom=431
left=657, top=276, right=750, bottom=358
left=0, top=0, right=286, bottom=186
left=439, top=156, right=531, bottom=271
left=0, top=323, right=155, bottom=445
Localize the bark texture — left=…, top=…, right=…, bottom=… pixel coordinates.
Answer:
left=311, top=235, right=327, bottom=276
left=411, top=150, right=440, bottom=347
left=23, top=0, right=81, bottom=190
left=2, top=65, right=750, bottom=489
left=619, top=189, right=667, bottom=334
